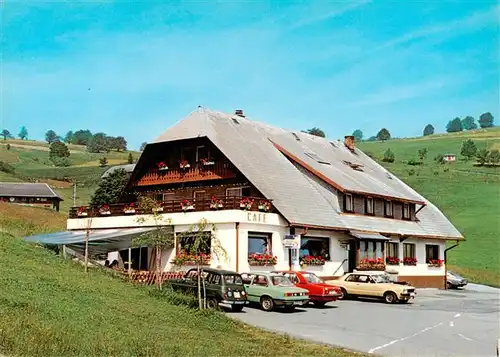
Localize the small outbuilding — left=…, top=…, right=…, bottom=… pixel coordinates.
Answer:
left=442, top=154, right=456, bottom=162
left=0, top=182, right=63, bottom=211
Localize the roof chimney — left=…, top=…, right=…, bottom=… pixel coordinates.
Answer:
left=234, top=109, right=245, bottom=117
left=344, top=135, right=355, bottom=151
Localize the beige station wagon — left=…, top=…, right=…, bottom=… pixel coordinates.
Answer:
left=325, top=271, right=416, bottom=304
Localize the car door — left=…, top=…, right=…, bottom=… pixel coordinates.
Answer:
left=245, top=274, right=267, bottom=303
left=342, top=274, right=360, bottom=294
left=353, top=275, right=372, bottom=296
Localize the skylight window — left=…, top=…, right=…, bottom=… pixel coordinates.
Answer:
left=305, top=151, right=330, bottom=165
left=342, top=160, right=364, bottom=171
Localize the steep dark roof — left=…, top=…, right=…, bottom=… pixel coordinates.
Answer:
left=101, top=164, right=136, bottom=178
left=0, top=183, right=63, bottom=200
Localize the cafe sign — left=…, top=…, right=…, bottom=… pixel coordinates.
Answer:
left=283, top=234, right=300, bottom=249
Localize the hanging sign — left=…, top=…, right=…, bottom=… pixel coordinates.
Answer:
left=283, top=234, right=300, bottom=248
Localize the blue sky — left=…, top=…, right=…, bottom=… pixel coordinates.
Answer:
left=2, top=1, right=499, bottom=150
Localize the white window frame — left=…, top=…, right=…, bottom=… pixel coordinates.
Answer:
left=385, top=200, right=393, bottom=217
left=403, top=203, right=410, bottom=219
left=193, top=190, right=205, bottom=200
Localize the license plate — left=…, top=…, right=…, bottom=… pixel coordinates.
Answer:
left=234, top=292, right=241, bottom=298
left=329, top=290, right=336, bottom=295
left=293, top=301, right=304, bottom=306
left=410, top=292, right=415, bottom=297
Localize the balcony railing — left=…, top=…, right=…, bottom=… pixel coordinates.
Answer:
left=69, top=196, right=274, bottom=219
left=135, top=161, right=237, bottom=186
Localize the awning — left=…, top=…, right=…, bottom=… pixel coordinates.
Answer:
left=349, top=230, right=390, bottom=241
left=23, top=227, right=157, bottom=256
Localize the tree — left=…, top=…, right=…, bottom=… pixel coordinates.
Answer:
left=423, top=124, right=435, bottom=136
left=49, top=141, right=70, bottom=160
left=99, top=157, right=108, bottom=167
left=127, top=152, right=134, bottom=164
left=488, top=149, right=500, bottom=165
left=133, top=195, right=174, bottom=289
left=64, top=131, right=74, bottom=144
left=140, top=142, right=147, bottom=151
left=460, top=139, right=477, bottom=161
left=90, top=168, right=129, bottom=205
left=87, top=133, right=108, bottom=153
left=72, top=129, right=93, bottom=145
left=175, top=219, right=227, bottom=309
left=1, top=129, right=12, bottom=140
left=51, top=157, right=71, bottom=167
left=461, top=116, right=477, bottom=131
left=446, top=118, right=463, bottom=133
left=382, top=149, right=395, bottom=163
left=352, top=129, right=363, bottom=142
left=478, top=112, right=494, bottom=128
left=418, top=148, right=428, bottom=161
left=114, top=136, right=127, bottom=152
left=476, top=149, right=489, bottom=166
left=304, top=127, right=326, bottom=138
left=45, top=130, right=58, bottom=143
left=434, top=154, right=445, bottom=164
left=367, top=136, right=377, bottom=142
left=18, top=126, right=28, bottom=140
left=376, top=128, right=391, bottom=141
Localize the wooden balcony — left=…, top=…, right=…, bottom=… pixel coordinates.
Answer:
left=135, top=161, right=237, bottom=186
left=69, top=196, right=274, bottom=219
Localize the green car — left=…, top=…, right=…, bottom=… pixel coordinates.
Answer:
left=241, top=272, right=309, bottom=311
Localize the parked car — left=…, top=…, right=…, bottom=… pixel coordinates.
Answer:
left=447, top=271, right=468, bottom=289
left=272, top=270, right=342, bottom=307
left=168, top=267, right=248, bottom=312
left=325, top=271, right=416, bottom=304
left=241, top=272, right=309, bottom=311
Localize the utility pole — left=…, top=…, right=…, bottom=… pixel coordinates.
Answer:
left=73, top=182, right=76, bottom=206
left=84, top=212, right=93, bottom=274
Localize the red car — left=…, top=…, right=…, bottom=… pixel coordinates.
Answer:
left=272, top=270, right=342, bottom=307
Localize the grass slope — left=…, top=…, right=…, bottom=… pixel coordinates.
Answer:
left=0, top=204, right=364, bottom=357
left=358, top=127, right=500, bottom=287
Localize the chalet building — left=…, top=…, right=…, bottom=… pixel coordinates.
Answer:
left=59, top=107, right=463, bottom=288
left=0, top=182, right=63, bottom=211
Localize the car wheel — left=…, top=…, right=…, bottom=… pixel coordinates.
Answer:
left=313, top=301, right=326, bottom=308
left=260, top=296, right=274, bottom=312
left=447, top=281, right=454, bottom=289
left=230, top=305, right=244, bottom=312
left=338, top=288, right=349, bottom=300
left=206, top=298, right=219, bottom=310
left=384, top=292, right=397, bottom=304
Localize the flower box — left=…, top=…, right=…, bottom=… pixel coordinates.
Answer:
left=123, top=203, right=136, bottom=214
left=239, top=198, right=254, bottom=210
left=427, top=259, right=444, bottom=268
left=76, top=207, right=88, bottom=217
left=179, top=160, right=190, bottom=169
left=157, top=162, right=168, bottom=171
left=200, top=158, right=215, bottom=166
left=403, top=257, right=417, bottom=266
left=357, top=258, right=385, bottom=271
left=180, top=200, right=195, bottom=212
left=258, top=200, right=272, bottom=212
left=171, top=252, right=210, bottom=266
left=248, top=253, right=277, bottom=266
left=152, top=206, right=164, bottom=213
left=209, top=196, right=224, bottom=210
left=385, top=257, right=401, bottom=265
left=300, top=255, right=326, bottom=266
left=99, top=205, right=111, bottom=216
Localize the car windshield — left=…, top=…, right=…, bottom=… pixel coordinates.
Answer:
left=302, top=273, right=323, bottom=284
left=371, top=274, right=394, bottom=283
left=223, top=275, right=243, bottom=285
left=271, top=276, right=294, bottom=287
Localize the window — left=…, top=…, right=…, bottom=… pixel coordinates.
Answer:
left=226, top=186, right=250, bottom=197
left=425, top=244, right=439, bottom=262
left=345, top=274, right=359, bottom=282
left=360, top=240, right=384, bottom=259
left=196, top=145, right=209, bottom=161
left=283, top=273, right=300, bottom=284
left=163, top=192, right=174, bottom=202
left=304, top=151, right=330, bottom=165
left=299, top=237, right=330, bottom=260
left=252, top=275, right=268, bottom=286
left=386, top=242, right=399, bottom=258
left=403, top=243, right=416, bottom=265
left=366, top=197, right=374, bottom=215
left=248, top=232, right=272, bottom=255
left=345, top=193, right=354, bottom=212
left=223, top=275, right=243, bottom=285
left=357, top=275, right=369, bottom=283
left=403, top=203, right=410, bottom=220
left=193, top=190, right=205, bottom=201
left=208, top=273, right=221, bottom=285
left=178, top=232, right=211, bottom=255
left=385, top=200, right=393, bottom=217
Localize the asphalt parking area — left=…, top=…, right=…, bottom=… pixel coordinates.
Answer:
left=231, top=283, right=500, bottom=357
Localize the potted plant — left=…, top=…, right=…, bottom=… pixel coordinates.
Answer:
left=157, top=161, right=168, bottom=171
left=199, top=158, right=215, bottom=166
left=357, top=258, right=385, bottom=271
left=239, top=197, right=254, bottom=210
left=403, top=257, right=417, bottom=266
left=248, top=253, right=277, bottom=266
left=171, top=251, right=210, bottom=266
left=99, top=204, right=111, bottom=216
left=427, top=259, right=444, bottom=268
left=76, top=206, right=88, bottom=217
left=152, top=201, right=165, bottom=213
left=257, top=200, right=272, bottom=212
left=180, top=199, right=195, bottom=212
left=385, top=256, right=401, bottom=265
left=299, top=255, right=326, bottom=266
left=179, top=159, right=190, bottom=169
left=123, top=203, right=136, bottom=214
left=209, top=196, right=224, bottom=210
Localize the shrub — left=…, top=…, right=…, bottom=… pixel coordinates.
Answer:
left=461, top=139, right=477, bottom=161
left=418, top=148, right=428, bottom=161
left=476, top=149, right=490, bottom=166
left=0, top=161, right=15, bottom=174
left=434, top=154, right=445, bottom=164
left=407, top=158, right=422, bottom=166
left=382, top=149, right=395, bottom=163
left=99, top=157, right=108, bottom=167
left=6, top=143, right=10, bottom=150
left=407, top=169, right=416, bottom=176
left=51, top=157, right=71, bottom=167
left=488, top=149, right=500, bottom=165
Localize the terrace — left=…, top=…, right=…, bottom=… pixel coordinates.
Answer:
left=69, top=196, right=274, bottom=219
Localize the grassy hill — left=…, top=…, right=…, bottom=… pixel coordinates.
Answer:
left=358, top=127, right=500, bottom=287
left=0, top=203, right=361, bottom=357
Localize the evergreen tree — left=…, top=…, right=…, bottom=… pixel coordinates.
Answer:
left=460, top=139, right=477, bottom=161
left=423, top=124, right=434, bottom=136
left=90, top=168, right=129, bottom=205
left=18, top=126, right=28, bottom=140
